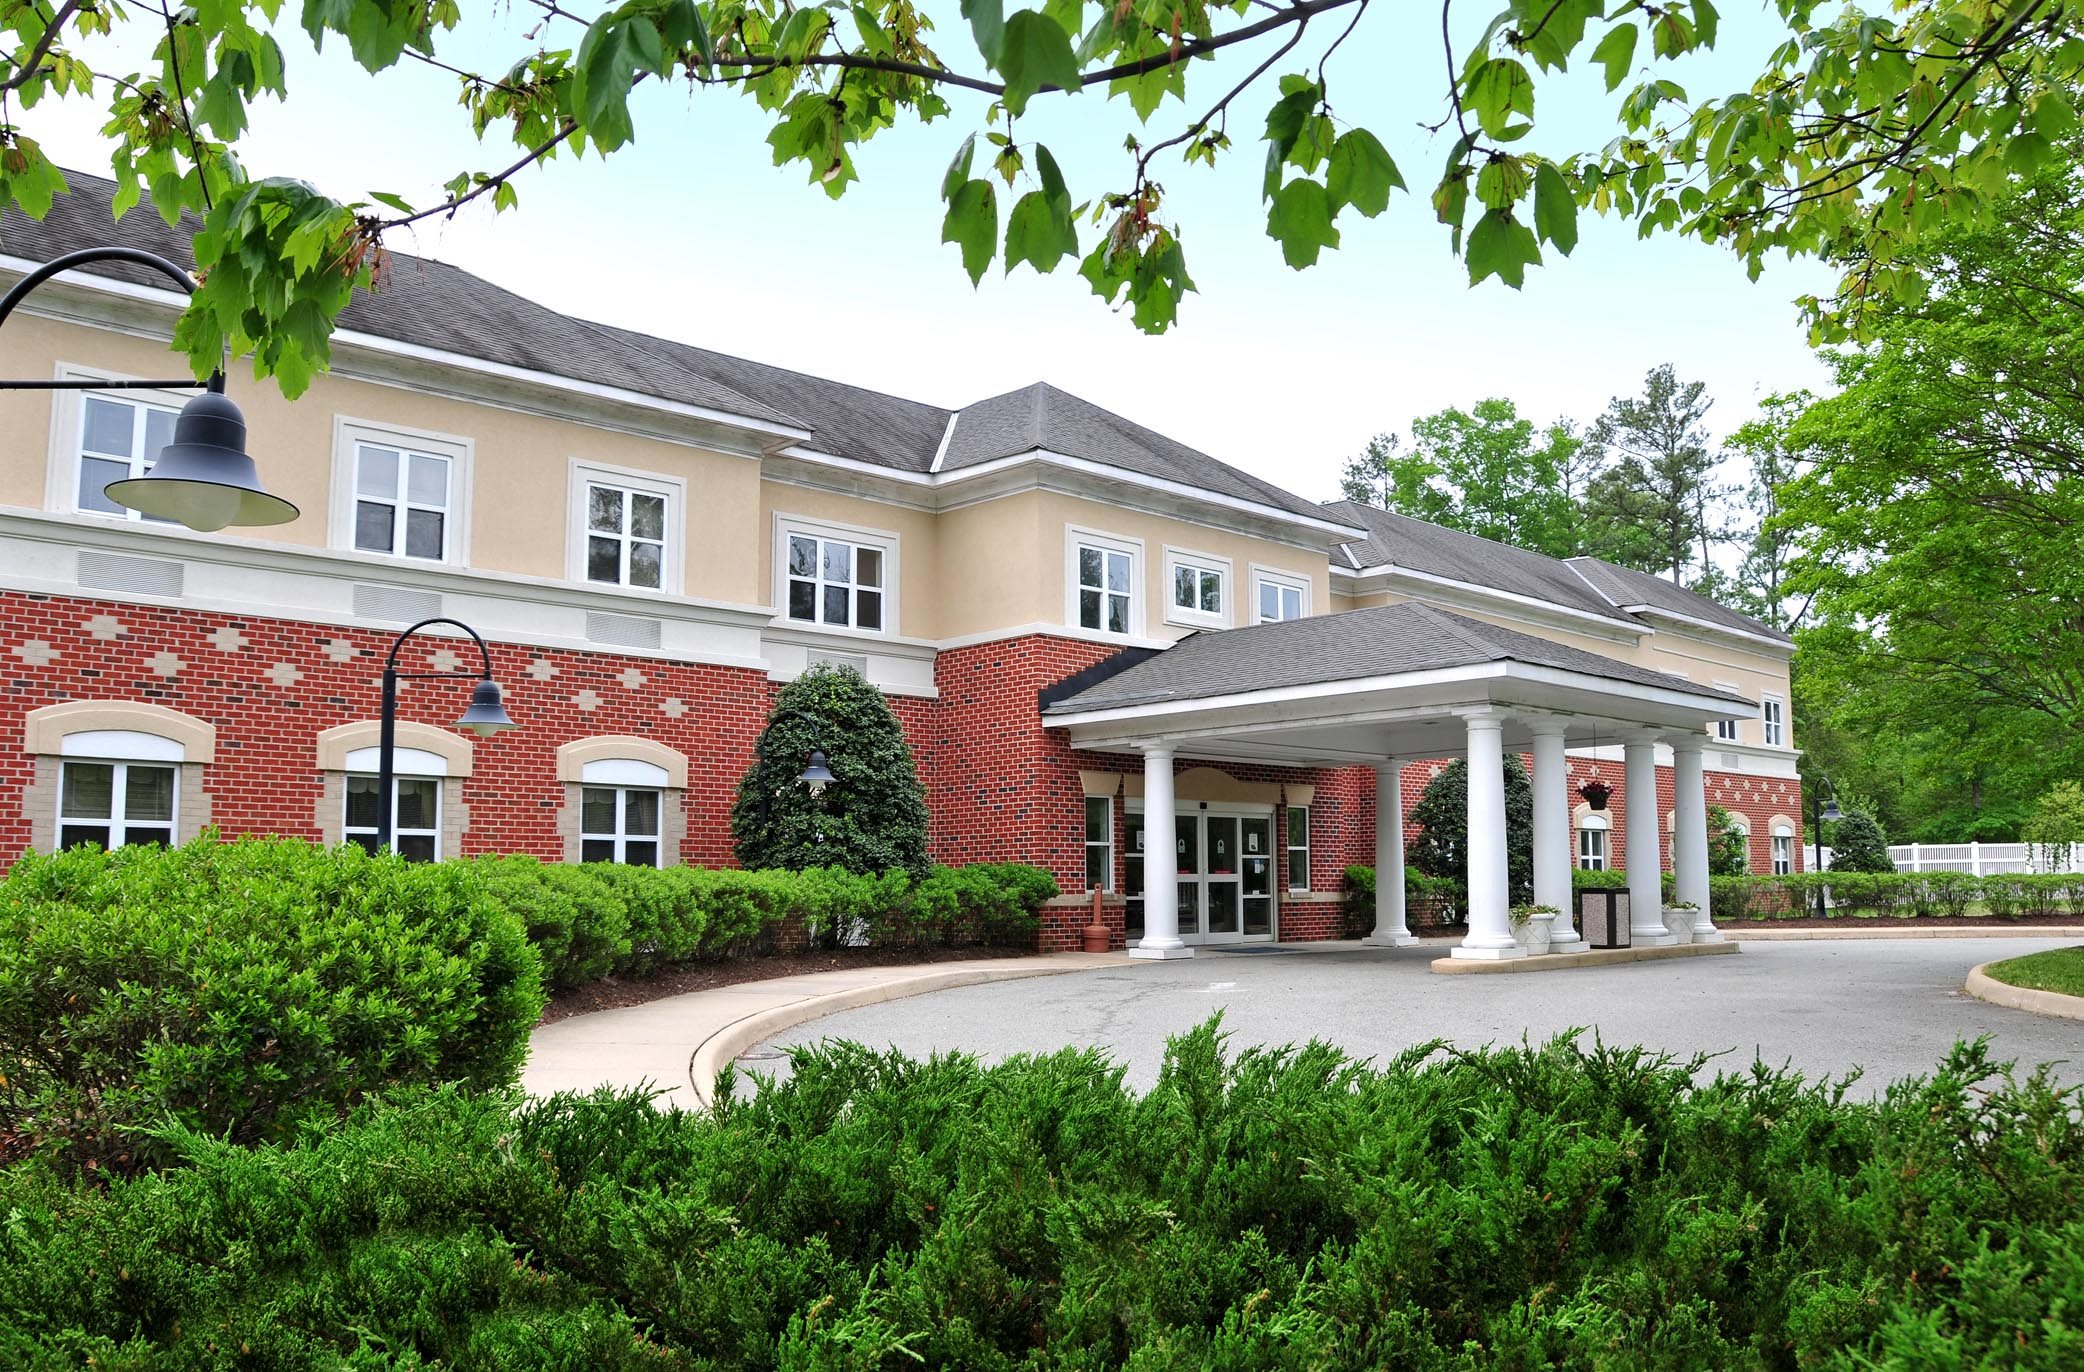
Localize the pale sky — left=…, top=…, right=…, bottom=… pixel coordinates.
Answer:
left=20, top=3, right=1836, bottom=507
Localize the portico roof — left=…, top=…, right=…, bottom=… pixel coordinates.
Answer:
left=1042, top=603, right=1753, bottom=766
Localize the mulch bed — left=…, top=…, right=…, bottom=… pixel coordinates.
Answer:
left=538, top=945, right=1034, bottom=1025
left=1726, top=914, right=2084, bottom=930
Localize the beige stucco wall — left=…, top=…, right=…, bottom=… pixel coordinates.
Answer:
left=0, top=311, right=766, bottom=602
left=935, top=492, right=1047, bottom=639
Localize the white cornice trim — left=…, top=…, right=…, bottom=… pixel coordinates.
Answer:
left=1613, top=604, right=1795, bottom=655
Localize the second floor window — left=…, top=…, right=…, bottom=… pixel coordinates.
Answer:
left=587, top=482, right=667, bottom=589
left=1714, top=717, right=1740, bottom=741
left=77, top=393, right=177, bottom=522
left=1762, top=698, right=1785, bottom=747
left=355, top=443, right=452, bottom=560
left=787, top=534, right=884, bottom=630
left=1170, top=562, right=1224, bottom=620
left=1077, top=543, right=1133, bottom=634
left=1256, top=575, right=1306, bottom=623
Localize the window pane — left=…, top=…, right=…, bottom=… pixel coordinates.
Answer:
left=789, top=535, right=818, bottom=577
left=1289, top=848, right=1308, bottom=890
left=855, top=591, right=882, bottom=632
left=623, top=789, right=661, bottom=836
left=142, top=407, right=177, bottom=461
left=588, top=484, right=623, bottom=533
left=628, top=541, right=662, bottom=589
left=1086, top=844, right=1108, bottom=891
left=1284, top=587, right=1302, bottom=618
left=404, top=508, right=445, bottom=560
left=821, top=540, right=852, bottom=584
left=125, top=766, right=175, bottom=823
left=581, top=839, right=616, bottom=863
left=630, top=493, right=665, bottom=541
left=356, top=446, right=400, bottom=498
left=582, top=787, right=617, bottom=835
left=346, top=833, right=382, bottom=856
left=1199, top=571, right=1221, bottom=613
left=1174, top=566, right=1195, bottom=608
left=1105, top=552, right=1131, bottom=593
left=587, top=535, right=621, bottom=583
left=78, top=455, right=129, bottom=515
left=1287, top=808, right=1308, bottom=846
left=1085, top=796, right=1109, bottom=842
left=822, top=584, right=849, bottom=625
left=1106, top=593, right=1129, bottom=635
left=395, top=779, right=438, bottom=831
left=122, top=826, right=172, bottom=848
left=855, top=547, right=882, bottom=588
left=407, top=454, right=448, bottom=506
left=61, top=763, right=114, bottom=819
left=60, top=824, right=110, bottom=851
left=345, top=775, right=382, bottom=829
left=788, top=580, right=816, bottom=620
left=1079, top=588, right=1101, bottom=630
left=398, top=835, right=437, bottom=863
left=355, top=500, right=396, bottom=554
left=1078, top=546, right=1101, bottom=588
left=1260, top=582, right=1278, bottom=621
left=624, top=841, right=659, bottom=868
left=82, top=397, right=135, bottom=457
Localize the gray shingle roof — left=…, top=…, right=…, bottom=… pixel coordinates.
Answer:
left=1325, top=501, right=1636, bottom=624
left=1566, top=556, right=1791, bottom=643
left=1043, top=602, right=1751, bottom=714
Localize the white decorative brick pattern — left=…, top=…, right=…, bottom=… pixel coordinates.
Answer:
left=12, top=640, right=57, bottom=667
left=660, top=696, right=687, bottom=718
left=426, top=648, right=464, bottom=674
left=146, top=651, right=184, bottom=678
left=572, top=689, right=602, bottom=712
left=265, top=662, right=304, bottom=689
left=207, top=625, right=250, bottom=654
left=619, top=667, right=647, bottom=691
left=83, top=615, right=127, bottom=640
left=320, top=639, right=358, bottom=663
left=525, top=659, right=559, bottom=681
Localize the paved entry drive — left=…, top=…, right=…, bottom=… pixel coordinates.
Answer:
left=753, top=938, right=2084, bottom=1093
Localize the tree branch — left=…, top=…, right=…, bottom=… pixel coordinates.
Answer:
left=0, top=0, right=83, bottom=94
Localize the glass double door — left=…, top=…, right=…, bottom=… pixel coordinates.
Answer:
left=1126, top=807, right=1276, bottom=944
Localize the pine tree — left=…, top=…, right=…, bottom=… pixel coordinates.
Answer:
left=1580, top=365, right=1725, bottom=582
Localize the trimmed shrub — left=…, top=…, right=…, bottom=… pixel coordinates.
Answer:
left=0, top=838, right=543, bottom=1174
left=1828, top=809, right=1896, bottom=873
left=1341, top=866, right=1462, bottom=931
left=1407, top=755, right=1535, bottom=904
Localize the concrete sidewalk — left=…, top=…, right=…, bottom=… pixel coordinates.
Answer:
left=521, top=951, right=1132, bottom=1109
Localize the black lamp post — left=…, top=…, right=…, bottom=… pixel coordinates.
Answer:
left=753, top=706, right=837, bottom=827
left=375, top=617, right=516, bottom=852
left=0, top=247, right=299, bottom=530
left=1808, top=774, right=1843, bottom=918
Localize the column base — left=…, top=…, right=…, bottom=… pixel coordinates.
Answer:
left=1129, top=943, right=1195, bottom=960
left=1450, top=943, right=1527, bottom=961
left=1363, top=930, right=1420, bottom=948
left=1630, top=930, right=1679, bottom=948
left=1690, top=929, right=1725, bottom=944
left=1548, top=929, right=1585, bottom=948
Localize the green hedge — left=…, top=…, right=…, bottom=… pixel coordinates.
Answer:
left=1708, top=870, right=2084, bottom=922
left=1341, top=865, right=1463, bottom=930
left=0, top=838, right=544, bottom=1174
left=2, top=1029, right=2079, bottom=1367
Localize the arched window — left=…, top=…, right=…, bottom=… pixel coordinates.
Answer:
left=315, top=722, right=475, bottom=861
left=556, top=737, right=689, bottom=866
left=24, top=702, right=215, bottom=853
left=1576, top=812, right=1611, bottom=871
left=1770, top=819, right=1797, bottom=875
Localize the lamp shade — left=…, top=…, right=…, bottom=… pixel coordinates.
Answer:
left=1820, top=798, right=1843, bottom=823
left=798, top=748, right=836, bottom=796
left=456, top=678, right=516, bottom=738
left=104, top=390, right=299, bottom=532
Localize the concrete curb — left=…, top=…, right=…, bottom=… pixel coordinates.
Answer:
left=1964, top=961, right=2084, bottom=1021
left=688, top=954, right=1132, bottom=1105
left=1430, top=940, right=1739, bottom=974
left=1727, top=926, right=2084, bottom=941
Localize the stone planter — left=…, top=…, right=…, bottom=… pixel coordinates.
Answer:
left=1663, top=907, right=1698, bottom=945
left=1511, top=911, right=1555, bottom=956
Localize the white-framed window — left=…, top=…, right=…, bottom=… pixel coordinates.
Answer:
left=1069, top=531, right=1139, bottom=636
left=1762, top=697, right=1785, bottom=747
left=1286, top=805, right=1310, bottom=890
left=1163, top=549, right=1229, bottom=627
left=344, top=775, right=441, bottom=862
left=1577, top=815, right=1610, bottom=870
left=1772, top=825, right=1794, bottom=875
left=1084, top=795, right=1112, bottom=892
left=787, top=533, right=885, bottom=631
left=582, top=786, right=662, bottom=866
left=569, top=461, right=683, bottom=593
left=57, top=759, right=176, bottom=850
left=330, top=418, right=472, bottom=563
left=1252, top=567, right=1310, bottom=624
left=73, top=391, right=179, bottom=523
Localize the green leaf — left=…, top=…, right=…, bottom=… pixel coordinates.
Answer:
left=368, top=191, right=416, bottom=214
left=1464, top=59, right=1534, bottom=140
left=1533, top=161, right=1578, bottom=256
left=1265, top=178, right=1340, bottom=269
left=942, top=178, right=998, bottom=283
left=1006, top=189, right=1077, bottom=275
left=1465, top=209, right=1541, bottom=289
left=1592, top=25, right=1637, bottom=94
left=942, top=134, right=978, bottom=199
left=1326, top=129, right=1401, bottom=218
left=961, top=0, right=1005, bottom=63
left=995, top=10, right=1083, bottom=115
left=1263, top=80, right=1320, bottom=159
left=1692, top=0, right=1719, bottom=48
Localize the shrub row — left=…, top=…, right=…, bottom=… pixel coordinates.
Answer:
left=2, top=1028, right=2078, bottom=1367
left=1710, top=869, right=2084, bottom=921
left=1339, top=864, right=1463, bottom=931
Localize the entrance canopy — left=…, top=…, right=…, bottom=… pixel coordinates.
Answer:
left=1042, top=603, right=1753, bottom=964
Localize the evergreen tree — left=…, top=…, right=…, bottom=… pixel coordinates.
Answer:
left=1407, top=756, right=1534, bottom=905
left=1826, top=811, right=1896, bottom=874
left=1338, top=433, right=1403, bottom=508
left=1580, top=365, right=1724, bottom=582
left=731, top=664, right=930, bottom=876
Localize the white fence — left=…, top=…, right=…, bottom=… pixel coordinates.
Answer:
left=1888, top=842, right=2084, bottom=876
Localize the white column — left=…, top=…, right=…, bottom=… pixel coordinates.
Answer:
left=1130, top=744, right=1192, bottom=959
left=1454, top=711, right=1522, bottom=960
left=1670, top=736, right=1719, bottom=942
left=1364, top=759, right=1417, bottom=947
left=1530, top=721, right=1580, bottom=946
left=1623, top=733, right=1675, bottom=945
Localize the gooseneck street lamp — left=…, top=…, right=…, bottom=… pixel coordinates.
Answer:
left=753, top=705, right=838, bottom=827
left=0, top=247, right=301, bottom=531
left=1809, top=774, right=1843, bottom=918
left=375, top=617, right=516, bottom=852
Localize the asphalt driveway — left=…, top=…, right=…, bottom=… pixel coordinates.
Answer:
left=751, top=937, right=2084, bottom=1093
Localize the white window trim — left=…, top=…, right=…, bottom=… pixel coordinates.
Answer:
left=1577, top=813, right=1611, bottom=871
left=1761, top=695, right=1786, bottom=748
left=1285, top=804, right=1311, bottom=891
left=569, top=458, right=686, bottom=595
left=1084, top=794, right=1114, bottom=892
left=1249, top=564, right=1313, bottom=624
left=330, top=416, right=474, bottom=566
left=57, top=758, right=179, bottom=850
left=1771, top=830, right=1795, bottom=875
left=344, top=772, right=443, bottom=859
left=1065, top=526, right=1143, bottom=639
left=773, top=511, right=900, bottom=637
left=1161, top=546, right=1232, bottom=629
left=45, top=363, right=192, bottom=521
left=580, top=785, right=665, bottom=867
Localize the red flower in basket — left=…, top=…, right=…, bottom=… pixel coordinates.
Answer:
left=1577, top=779, right=1614, bottom=811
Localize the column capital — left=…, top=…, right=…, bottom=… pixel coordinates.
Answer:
left=1667, top=733, right=1707, bottom=758
left=1458, top=707, right=1509, bottom=733
left=1134, top=740, right=1175, bottom=761
left=1524, top=716, right=1570, bottom=739
left=1621, top=727, right=1664, bottom=747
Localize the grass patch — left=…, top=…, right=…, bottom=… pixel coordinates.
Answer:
left=1983, top=945, right=2084, bottom=998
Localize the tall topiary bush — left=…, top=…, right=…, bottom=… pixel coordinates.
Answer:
left=731, top=663, right=930, bottom=875
left=1407, top=756, right=1533, bottom=904
left=1828, top=810, right=1897, bottom=873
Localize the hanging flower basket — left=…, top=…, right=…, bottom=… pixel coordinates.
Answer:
left=1578, top=779, right=1614, bottom=811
